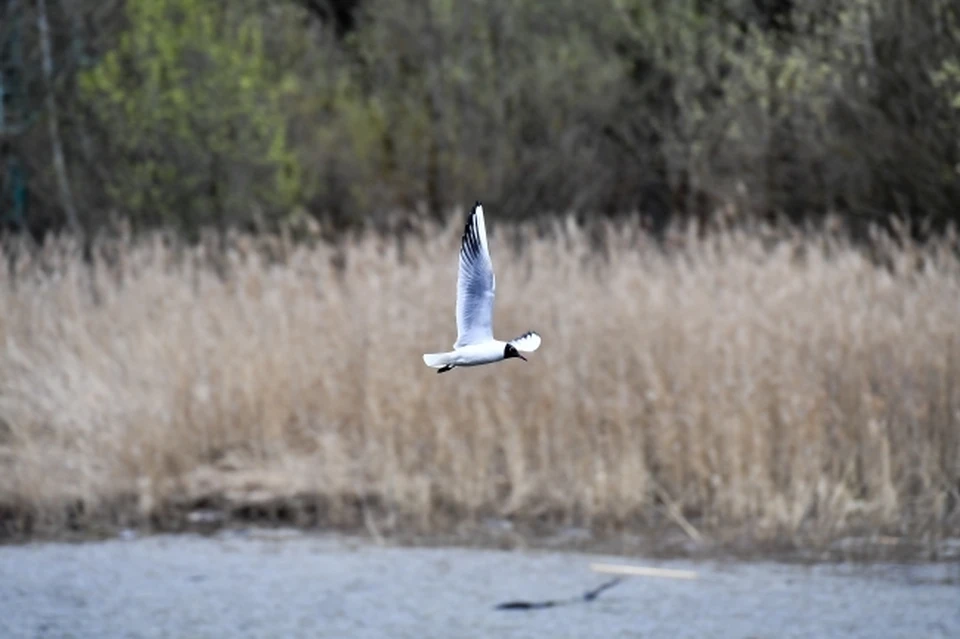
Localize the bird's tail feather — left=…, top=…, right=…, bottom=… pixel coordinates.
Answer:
left=423, top=351, right=455, bottom=368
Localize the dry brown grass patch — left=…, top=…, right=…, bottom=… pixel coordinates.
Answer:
left=1, top=218, right=958, bottom=552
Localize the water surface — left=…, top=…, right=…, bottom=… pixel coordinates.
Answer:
left=2, top=530, right=958, bottom=638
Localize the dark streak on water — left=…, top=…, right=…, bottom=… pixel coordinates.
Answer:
left=1, top=530, right=958, bottom=639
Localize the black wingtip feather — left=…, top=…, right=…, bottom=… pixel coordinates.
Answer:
left=460, top=202, right=483, bottom=262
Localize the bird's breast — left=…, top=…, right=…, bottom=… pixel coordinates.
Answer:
left=451, top=342, right=505, bottom=366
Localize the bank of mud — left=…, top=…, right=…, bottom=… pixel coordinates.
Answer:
left=3, top=488, right=959, bottom=566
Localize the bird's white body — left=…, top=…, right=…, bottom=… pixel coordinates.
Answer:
left=422, top=202, right=541, bottom=373
left=423, top=341, right=513, bottom=369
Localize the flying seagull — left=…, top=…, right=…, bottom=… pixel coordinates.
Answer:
left=422, top=202, right=541, bottom=373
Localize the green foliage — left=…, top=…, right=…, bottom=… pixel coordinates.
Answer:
left=612, top=0, right=960, bottom=223
left=328, top=0, right=630, bottom=217
left=934, top=60, right=960, bottom=109
left=12, top=0, right=960, bottom=236
left=78, top=0, right=303, bottom=232
left=930, top=2, right=960, bottom=178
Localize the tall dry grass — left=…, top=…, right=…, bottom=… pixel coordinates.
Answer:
left=1, top=216, right=958, bottom=550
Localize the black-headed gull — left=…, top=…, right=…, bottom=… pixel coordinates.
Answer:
left=423, top=202, right=541, bottom=373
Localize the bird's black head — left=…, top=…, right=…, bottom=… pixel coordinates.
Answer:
left=503, top=343, right=527, bottom=361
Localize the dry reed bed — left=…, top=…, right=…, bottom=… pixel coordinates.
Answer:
left=1, top=218, right=958, bottom=549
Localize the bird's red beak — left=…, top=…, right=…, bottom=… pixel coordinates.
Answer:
left=518, top=353, right=527, bottom=361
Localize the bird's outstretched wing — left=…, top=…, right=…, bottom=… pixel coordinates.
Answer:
left=508, top=331, right=541, bottom=353
left=455, top=202, right=496, bottom=348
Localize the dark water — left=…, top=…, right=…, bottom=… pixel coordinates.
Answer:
left=2, top=530, right=958, bottom=638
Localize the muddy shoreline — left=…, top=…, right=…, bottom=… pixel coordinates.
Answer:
left=3, top=495, right=958, bottom=566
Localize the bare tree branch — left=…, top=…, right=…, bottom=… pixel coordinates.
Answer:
left=37, top=0, right=81, bottom=234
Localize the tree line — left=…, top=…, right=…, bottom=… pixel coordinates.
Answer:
left=1, top=0, right=958, bottom=240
